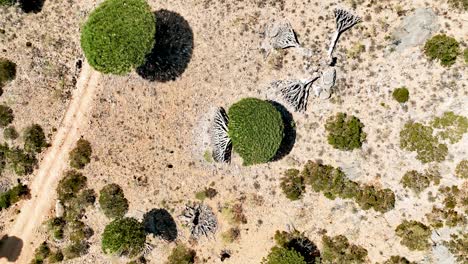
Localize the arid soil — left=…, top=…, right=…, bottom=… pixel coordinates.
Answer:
left=0, top=0, right=467, bottom=264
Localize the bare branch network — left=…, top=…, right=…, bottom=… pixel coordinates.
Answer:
left=211, top=107, right=231, bottom=163
left=180, top=203, right=218, bottom=240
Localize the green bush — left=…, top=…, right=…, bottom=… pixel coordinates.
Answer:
left=69, top=138, right=92, bottom=169
left=444, top=232, right=467, bottom=263
left=195, top=187, right=217, bottom=201
left=46, top=217, right=66, bottom=240
left=431, top=111, right=467, bottom=144
left=23, top=124, right=47, bottom=153
left=426, top=206, right=466, bottom=228
left=0, top=58, right=16, bottom=86
left=80, top=0, right=155, bottom=74
left=354, top=185, right=395, bottom=213
left=221, top=227, right=241, bottom=244
left=56, top=170, right=87, bottom=202
left=321, top=235, right=368, bottom=264
left=99, top=183, right=128, bottom=219
left=424, top=34, right=460, bottom=66
left=464, top=48, right=468, bottom=63
left=31, top=242, right=50, bottom=264
left=325, top=113, right=366, bottom=151
left=280, top=169, right=305, bottom=201
left=0, top=143, right=9, bottom=173
left=0, top=105, right=14, bottom=128
left=448, top=0, right=468, bottom=10
left=5, top=147, right=37, bottom=175
left=3, top=126, right=18, bottom=140
left=48, top=250, right=64, bottom=263
left=262, top=246, right=306, bottom=264
left=382, top=256, right=416, bottom=264
left=0, top=0, right=15, bottom=6
left=395, top=220, right=431, bottom=251
left=392, top=87, right=409, bottom=103
left=63, top=241, right=88, bottom=260
left=0, top=183, right=29, bottom=209
left=455, top=160, right=468, bottom=179
left=166, top=244, right=196, bottom=264
left=228, top=98, right=284, bottom=165
left=101, top=217, right=146, bottom=257
left=401, top=169, right=440, bottom=194
left=400, top=122, right=448, bottom=163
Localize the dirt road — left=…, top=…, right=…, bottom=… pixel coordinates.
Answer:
left=0, top=62, right=100, bottom=263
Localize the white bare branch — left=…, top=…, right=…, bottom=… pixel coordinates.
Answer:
left=272, top=77, right=319, bottom=112
left=327, top=8, right=361, bottom=62
left=262, top=20, right=300, bottom=57
left=211, top=107, right=231, bottom=163
left=180, top=203, right=218, bottom=240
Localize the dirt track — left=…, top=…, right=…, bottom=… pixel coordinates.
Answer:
left=0, top=62, right=100, bottom=264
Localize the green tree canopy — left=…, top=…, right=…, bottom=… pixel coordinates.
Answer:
left=69, top=138, right=92, bottom=169
left=101, top=217, right=146, bottom=257
left=0, top=105, right=14, bottom=128
left=262, top=246, right=306, bottom=264
left=325, top=113, right=366, bottom=151
left=424, top=34, right=460, bottom=67
left=99, top=183, right=129, bottom=219
left=23, top=124, right=47, bottom=153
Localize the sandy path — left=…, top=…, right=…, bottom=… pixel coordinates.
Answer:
left=0, top=62, right=100, bottom=263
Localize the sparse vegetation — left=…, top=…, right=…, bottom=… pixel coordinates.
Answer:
left=31, top=242, right=50, bottom=264
left=23, top=124, right=47, bottom=153
left=400, top=168, right=440, bottom=194
left=195, top=187, right=217, bottom=201
left=228, top=98, right=284, bottom=165
left=0, top=58, right=16, bottom=87
left=101, top=217, right=146, bottom=257
left=99, top=183, right=129, bottom=219
left=6, top=147, right=37, bottom=175
left=63, top=241, right=88, bottom=260
left=166, top=244, right=196, bottom=264
left=222, top=203, right=247, bottom=225
left=431, top=111, right=468, bottom=144
left=395, top=220, right=431, bottom=251
left=325, top=113, right=366, bottom=151
left=69, top=139, right=92, bottom=169
left=80, top=0, right=156, bottom=74
left=3, top=126, right=18, bottom=140
left=381, top=256, right=416, bottom=264
left=0, top=105, right=14, bottom=128
left=0, top=183, right=29, bottom=209
left=222, top=227, right=241, bottom=244
left=280, top=169, right=305, bottom=201
left=400, top=122, right=448, bottom=163
left=448, top=0, right=468, bottom=10
left=444, top=231, right=467, bottom=263
left=426, top=206, right=466, bottom=228
left=321, top=235, right=368, bottom=264
left=424, top=34, right=460, bottom=66
left=455, top=160, right=468, bottom=179
left=392, top=87, right=409, bottom=103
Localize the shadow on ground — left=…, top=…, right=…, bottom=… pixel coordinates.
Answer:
left=137, top=9, right=194, bottom=82
left=269, top=101, right=296, bottom=161
left=143, top=208, right=178, bottom=242
left=19, top=0, right=45, bottom=13
left=0, top=235, right=23, bottom=262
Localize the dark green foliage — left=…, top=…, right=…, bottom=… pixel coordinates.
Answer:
left=273, top=230, right=320, bottom=263
left=455, top=160, right=468, bottom=179
left=395, top=220, right=431, bottom=251
left=23, top=124, right=47, bottom=153
left=464, top=48, right=468, bottom=63
left=0, top=0, right=15, bottom=6
left=382, top=256, right=416, bottom=264
left=401, top=169, right=440, bottom=194
left=444, top=232, right=467, bottom=263
left=166, top=244, right=196, bottom=264
left=80, top=0, right=155, bottom=74
left=0, top=143, right=9, bottom=173
left=0, top=105, right=14, bottom=128
left=63, top=241, right=88, bottom=260
left=424, top=34, right=460, bottom=66
left=280, top=169, right=305, bottom=201
left=321, top=235, right=368, bottom=264
left=400, top=122, right=448, bottom=163
left=0, top=183, right=29, bottom=209
left=392, top=87, right=409, bottom=103
left=5, top=147, right=37, bottom=175
left=68, top=220, right=93, bottom=243
left=228, top=98, right=284, bottom=165
left=448, top=0, right=468, bottom=10
left=325, top=113, right=366, bottom=151
left=46, top=217, right=66, bottom=240
left=101, top=217, right=146, bottom=257
left=301, top=161, right=395, bottom=213
left=69, top=138, right=92, bottom=169
left=0, top=58, right=16, bottom=86
left=48, top=250, right=64, bottom=263
left=3, top=126, right=18, bottom=140
left=262, top=246, right=306, bottom=264
left=31, top=242, right=50, bottom=264
left=56, top=170, right=87, bottom=202
left=99, top=183, right=129, bottom=219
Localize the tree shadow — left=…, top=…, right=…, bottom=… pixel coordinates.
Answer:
left=0, top=235, right=23, bottom=262
left=287, top=236, right=320, bottom=263
left=19, top=0, right=45, bottom=13
left=143, top=208, right=177, bottom=242
left=137, top=9, right=194, bottom=82
left=269, top=101, right=296, bottom=161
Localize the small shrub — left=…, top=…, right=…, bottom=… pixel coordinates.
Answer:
left=444, top=231, right=467, bottom=263
left=321, top=235, right=368, bottom=264
left=99, top=183, right=129, bottom=219
left=448, top=0, right=468, bottom=10
left=464, top=48, right=468, bottom=63
left=81, top=0, right=156, bottom=74
left=23, top=124, right=47, bottom=153
left=63, top=241, right=88, bottom=260
left=325, top=113, right=366, bottom=151
left=166, top=244, right=196, bottom=264
left=48, top=250, right=64, bottom=263
left=431, top=111, right=468, bottom=144
left=392, top=87, right=409, bottom=103
left=0, top=143, right=9, bottom=173
left=0, top=0, right=15, bottom=6
left=426, top=206, right=466, bottom=228
left=382, top=256, right=416, bottom=264
left=221, top=227, right=241, bottom=244
left=280, top=169, right=305, bottom=201
left=0, top=58, right=16, bottom=86
left=221, top=203, right=247, bottom=225
left=400, top=122, right=448, bottom=163
left=401, top=169, right=440, bottom=194
left=101, top=217, right=146, bottom=257
left=395, top=220, right=431, bottom=251
left=0, top=183, right=29, bottom=209
left=195, top=187, right=217, bottom=201
left=31, top=241, right=50, bottom=264
left=69, top=139, right=92, bottom=169
left=3, top=126, right=18, bottom=140
left=5, top=147, right=37, bottom=175
left=261, top=246, right=306, bottom=264
left=347, top=43, right=365, bottom=59
left=455, top=160, right=468, bottom=179
left=0, top=105, right=14, bottom=128
left=228, top=98, right=284, bottom=165
left=424, top=34, right=460, bottom=66
left=56, top=170, right=87, bottom=202
left=46, top=217, right=66, bottom=240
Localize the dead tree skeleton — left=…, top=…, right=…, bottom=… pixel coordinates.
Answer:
left=327, top=8, right=361, bottom=62
left=180, top=203, right=218, bottom=240
left=211, top=107, right=232, bottom=163
left=261, top=20, right=300, bottom=57
left=272, top=76, right=319, bottom=112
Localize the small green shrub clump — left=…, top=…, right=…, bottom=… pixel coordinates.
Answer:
left=101, top=217, right=146, bottom=257
left=48, top=250, right=64, bottom=263
left=464, top=48, right=468, bottom=63
left=99, top=183, right=129, bottom=219
left=455, top=160, right=468, bottom=179
left=81, top=0, right=155, bottom=74
left=46, top=217, right=66, bottom=240
left=69, top=138, right=92, bottom=169
left=381, top=256, right=416, bottom=264
left=325, top=113, right=366, bottom=151
left=444, top=232, right=467, bottom=263
left=431, top=111, right=468, bottom=144
left=401, top=168, right=440, bottom=194
left=31, top=242, right=50, bottom=264
left=3, top=126, right=18, bottom=140
left=221, top=203, right=247, bottom=225
left=395, top=220, right=432, bottom=251
left=392, top=87, right=409, bottom=103
left=228, top=98, right=284, bottom=165
left=56, top=170, right=87, bottom=202
left=424, top=34, right=460, bottom=67
left=166, top=244, right=196, bottom=264
left=63, top=241, right=88, bottom=260
left=0, top=58, right=16, bottom=87
left=0, top=105, right=14, bottom=127
left=23, top=124, right=47, bottom=153
left=0, top=0, right=15, bottom=6
left=280, top=169, right=305, bottom=201
left=448, top=0, right=468, bottom=10
left=262, top=246, right=306, bottom=264
left=321, top=235, right=368, bottom=264
left=221, top=227, right=241, bottom=244
left=5, top=147, right=37, bottom=175
left=400, top=122, right=448, bottom=163
left=195, top=187, right=217, bottom=201
left=0, top=183, right=29, bottom=209
left=426, top=206, right=466, bottom=228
